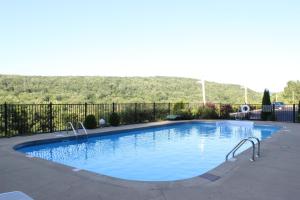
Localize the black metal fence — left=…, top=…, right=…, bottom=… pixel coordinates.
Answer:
left=0, top=102, right=299, bottom=137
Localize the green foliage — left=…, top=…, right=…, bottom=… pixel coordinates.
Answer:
left=196, top=103, right=219, bottom=119
left=0, top=74, right=263, bottom=104
left=62, top=113, right=79, bottom=125
left=298, top=101, right=300, bottom=122
left=179, top=108, right=193, bottom=120
left=173, top=102, right=185, bottom=113
left=119, top=105, right=162, bottom=124
left=282, top=81, right=300, bottom=103
left=261, top=89, right=273, bottom=121
left=154, top=105, right=170, bottom=120
left=262, top=89, right=271, bottom=105
left=33, top=107, right=53, bottom=132
left=120, top=109, right=136, bottom=124
left=177, top=109, right=193, bottom=120
left=84, top=114, right=97, bottom=129
left=8, top=106, right=33, bottom=135
left=0, top=104, right=56, bottom=136
left=220, top=104, right=233, bottom=119
left=109, top=112, right=120, bottom=126
left=172, top=102, right=193, bottom=120
left=137, top=110, right=154, bottom=122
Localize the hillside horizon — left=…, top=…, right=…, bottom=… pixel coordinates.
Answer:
left=1, top=73, right=262, bottom=92
left=0, top=74, right=263, bottom=104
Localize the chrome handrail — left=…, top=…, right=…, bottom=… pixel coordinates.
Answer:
left=226, top=138, right=256, bottom=161
left=232, top=139, right=255, bottom=161
left=78, top=121, right=88, bottom=135
left=67, top=122, right=77, bottom=136
left=232, top=139, right=248, bottom=158
left=226, top=139, right=247, bottom=161
left=248, top=136, right=260, bottom=157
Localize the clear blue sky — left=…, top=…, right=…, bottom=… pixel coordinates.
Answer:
left=0, top=0, right=299, bottom=92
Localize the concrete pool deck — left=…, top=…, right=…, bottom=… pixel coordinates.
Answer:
left=0, top=120, right=300, bottom=200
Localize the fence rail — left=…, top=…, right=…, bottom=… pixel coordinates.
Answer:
left=0, top=102, right=299, bottom=137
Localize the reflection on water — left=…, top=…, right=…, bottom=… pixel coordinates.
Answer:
left=19, top=122, right=279, bottom=181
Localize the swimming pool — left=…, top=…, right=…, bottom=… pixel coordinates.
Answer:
left=17, top=121, right=280, bottom=181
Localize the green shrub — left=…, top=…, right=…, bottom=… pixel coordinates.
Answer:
left=154, top=107, right=170, bottom=120
left=34, top=110, right=53, bottom=133
left=84, top=114, right=97, bottom=129
left=62, top=112, right=79, bottom=126
left=196, top=103, right=218, bottom=119
left=261, top=89, right=273, bottom=121
left=298, top=101, right=300, bottom=122
left=177, top=108, right=193, bottom=120
left=109, top=112, right=120, bottom=126
left=173, top=101, right=185, bottom=113
left=120, top=109, right=136, bottom=124
left=172, top=102, right=193, bottom=120
left=137, top=109, right=154, bottom=122
left=220, top=104, right=233, bottom=119
left=9, top=106, right=33, bottom=135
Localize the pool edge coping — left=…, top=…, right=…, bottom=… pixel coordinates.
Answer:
left=1, top=120, right=289, bottom=190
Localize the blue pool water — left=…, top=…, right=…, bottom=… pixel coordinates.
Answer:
left=18, top=122, right=280, bottom=181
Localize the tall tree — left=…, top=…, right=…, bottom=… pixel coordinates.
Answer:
left=261, top=89, right=273, bottom=121
left=283, top=81, right=300, bottom=103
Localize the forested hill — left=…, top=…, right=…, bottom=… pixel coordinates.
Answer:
left=0, top=74, right=262, bottom=104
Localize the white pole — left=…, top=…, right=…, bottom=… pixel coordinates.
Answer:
left=244, top=86, right=248, bottom=104
left=292, top=91, right=295, bottom=104
left=202, top=79, right=206, bottom=105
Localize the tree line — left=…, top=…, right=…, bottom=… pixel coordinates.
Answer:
left=0, top=74, right=298, bottom=104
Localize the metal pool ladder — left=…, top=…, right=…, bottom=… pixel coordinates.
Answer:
left=78, top=121, right=88, bottom=136
left=67, top=122, right=78, bottom=136
left=226, top=137, right=260, bottom=162
left=67, top=122, right=88, bottom=137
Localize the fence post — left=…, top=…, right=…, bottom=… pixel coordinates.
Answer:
left=219, top=103, right=222, bottom=118
left=49, top=102, right=53, bottom=133
left=134, top=103, right=137, bottom=122
left=272, top=103, right=276, bottom=121
left=84, top=102, right=87, bottom=119
left=112, top=102, right=115, bottom=113
left=168, top=103, right=171, bottom=115
left=153, top=102, right=156, bottom=121
left=293, top=104, right=296, bottom=123
left=4, top=102, right=8, bottom=137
